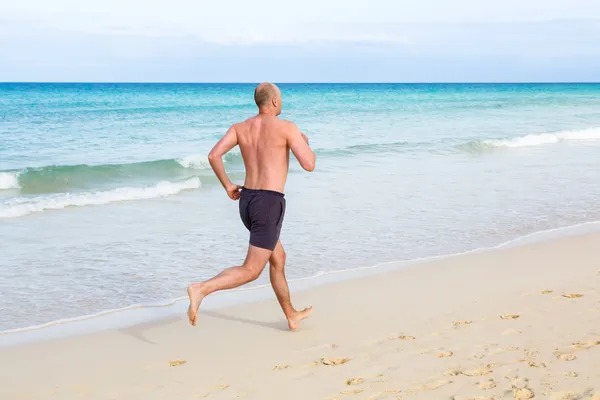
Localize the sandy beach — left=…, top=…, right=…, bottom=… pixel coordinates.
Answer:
left=1, top=233, right=599, bottom=400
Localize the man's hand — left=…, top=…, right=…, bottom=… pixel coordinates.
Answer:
left=301, top=132, right=309, bottom=144
left=226, top=184, right=242, bottom=200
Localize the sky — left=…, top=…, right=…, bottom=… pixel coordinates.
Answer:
left=1, top=0, right=600, bottom=82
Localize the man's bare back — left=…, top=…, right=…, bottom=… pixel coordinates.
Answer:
left=234, top=115, right=314, bottom=193
left=187, top=83, right=315, bottom=330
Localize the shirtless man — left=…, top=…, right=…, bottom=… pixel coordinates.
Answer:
left=187, top=83, right=316, bottom=331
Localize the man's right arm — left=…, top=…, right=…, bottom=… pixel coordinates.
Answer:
left=286, top=122, right=316, bottom=172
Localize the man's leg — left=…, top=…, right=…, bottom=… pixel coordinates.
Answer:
left=187, top=245, right=272, bottom=326
left=269, top=241, right=313, bottom=331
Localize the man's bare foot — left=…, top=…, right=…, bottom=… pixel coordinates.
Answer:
left=187, top=284, right=206, bottom=326
left=288, top=306, right=313, bottom=331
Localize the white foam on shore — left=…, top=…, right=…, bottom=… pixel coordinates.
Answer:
left=2, top=219, right=599, bottom=342
left=0, top=172, right=20, bottom=190
left=0, top=178, right=201, bottom=218
left=483, top=127, right=600, bottom=148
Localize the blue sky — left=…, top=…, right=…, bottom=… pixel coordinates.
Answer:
left=1, top=0, right=600, bottom=82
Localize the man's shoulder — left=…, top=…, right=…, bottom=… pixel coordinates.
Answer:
left=231, top=117, right=255, bottom=132
left=278, top=118, right=296, bottom=126
left=276, top=119, right=298, bottom=133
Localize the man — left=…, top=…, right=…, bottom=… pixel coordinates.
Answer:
left=187, top=83, right=316, bottom=331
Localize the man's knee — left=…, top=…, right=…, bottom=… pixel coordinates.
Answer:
left=270, top=250, right=286, bottom=269
left=241, top=265, right=262, bottom=282
left=243, top=245, right=271, bottom=281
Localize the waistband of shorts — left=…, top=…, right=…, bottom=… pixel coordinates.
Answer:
left=241, top=187, right=285, bottom=197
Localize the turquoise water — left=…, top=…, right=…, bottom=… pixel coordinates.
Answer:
left=2, top=83, right=600, bottom=332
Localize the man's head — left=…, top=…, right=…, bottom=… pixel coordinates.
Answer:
left=254, top=82, right=282, bottom=116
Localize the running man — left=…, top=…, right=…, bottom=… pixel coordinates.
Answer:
left=187, top=83, right=316, bottom=331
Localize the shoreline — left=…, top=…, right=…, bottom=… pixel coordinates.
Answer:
left=1, top=228, right=599, bottom=399
left=2, top=219, right=600, bottom=348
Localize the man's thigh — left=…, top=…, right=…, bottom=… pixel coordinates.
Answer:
left=243, top=244, right=273, bottom=275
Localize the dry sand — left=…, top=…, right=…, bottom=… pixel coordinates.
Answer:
left=1, top=233, right=599, bottom=399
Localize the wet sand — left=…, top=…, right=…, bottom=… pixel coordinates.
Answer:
left=1, top=233, right=599, bottom=399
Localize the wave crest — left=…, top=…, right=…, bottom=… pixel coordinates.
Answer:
left=0, top=178, right=201, bottom=219
left=0, top=172, right=20, bottom=190
left=0, top=154, right=244, bottom=194
left=460, top=127, right=600, bottom=151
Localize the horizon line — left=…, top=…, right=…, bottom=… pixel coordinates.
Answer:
left=2, top=81, right=600, bottom=85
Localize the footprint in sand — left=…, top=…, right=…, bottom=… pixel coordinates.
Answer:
left=477, top=379, right=497, bottom=390
left=452, top=320, right=473, bottom=327
left=541, top=290, right=553, bottom=294
left=273, top=364, right=290, bottom=371
left=340, top=388, right=364, bottom=396
left=395, top=335, right=416, bottom=340
left=443, top=369, right=462, bottom=377
left=436, top=351, right=454, bottom=358
left=321, top=357, right=352, bottom=366
left=168, top=360, right=187, bottom=367
left=524, top=348, right=539, bottom=358
left=345, top=378, right=364, bottom=386
left=571, top=340, right=600, bottom=350
left=409, top=379, right=453, bottom=393
left=493, top=346, right=519, bottom=354
left=501, top=314, right=521, bottom=320
left=527, top=361, right=547, bottom=368
left=513, top=388, right=535, bottom=399
left=562, top=293, right=584, bottom=299
left=551, top=389, right=596, bottom=400
left=553, top=352, right=577, bottom=361
left=564, top=371, right=578, bottom=377
left=444, top=364, right=494, bottom=377
left=464, top=365, right=494, bottom=377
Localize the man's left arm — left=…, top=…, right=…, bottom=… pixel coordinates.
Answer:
left=208, top=124, right=241, bottom=200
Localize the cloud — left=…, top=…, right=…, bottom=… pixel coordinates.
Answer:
left=1, top=13, right=600, bottom=82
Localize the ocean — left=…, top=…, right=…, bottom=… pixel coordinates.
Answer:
left=2, top=83, right=600, bottom=334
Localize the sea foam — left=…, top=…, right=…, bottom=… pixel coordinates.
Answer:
left=481, top=127, right=600, bottom=148
left=0, top=177, right=201, bottom=218
left=0, top=172, right=20, bottom=190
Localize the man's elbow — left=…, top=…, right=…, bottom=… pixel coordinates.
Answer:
left=303, top=159, right=316, bottom=172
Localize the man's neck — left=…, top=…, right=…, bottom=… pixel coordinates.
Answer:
left=258, top=108, right=278, bottom=117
